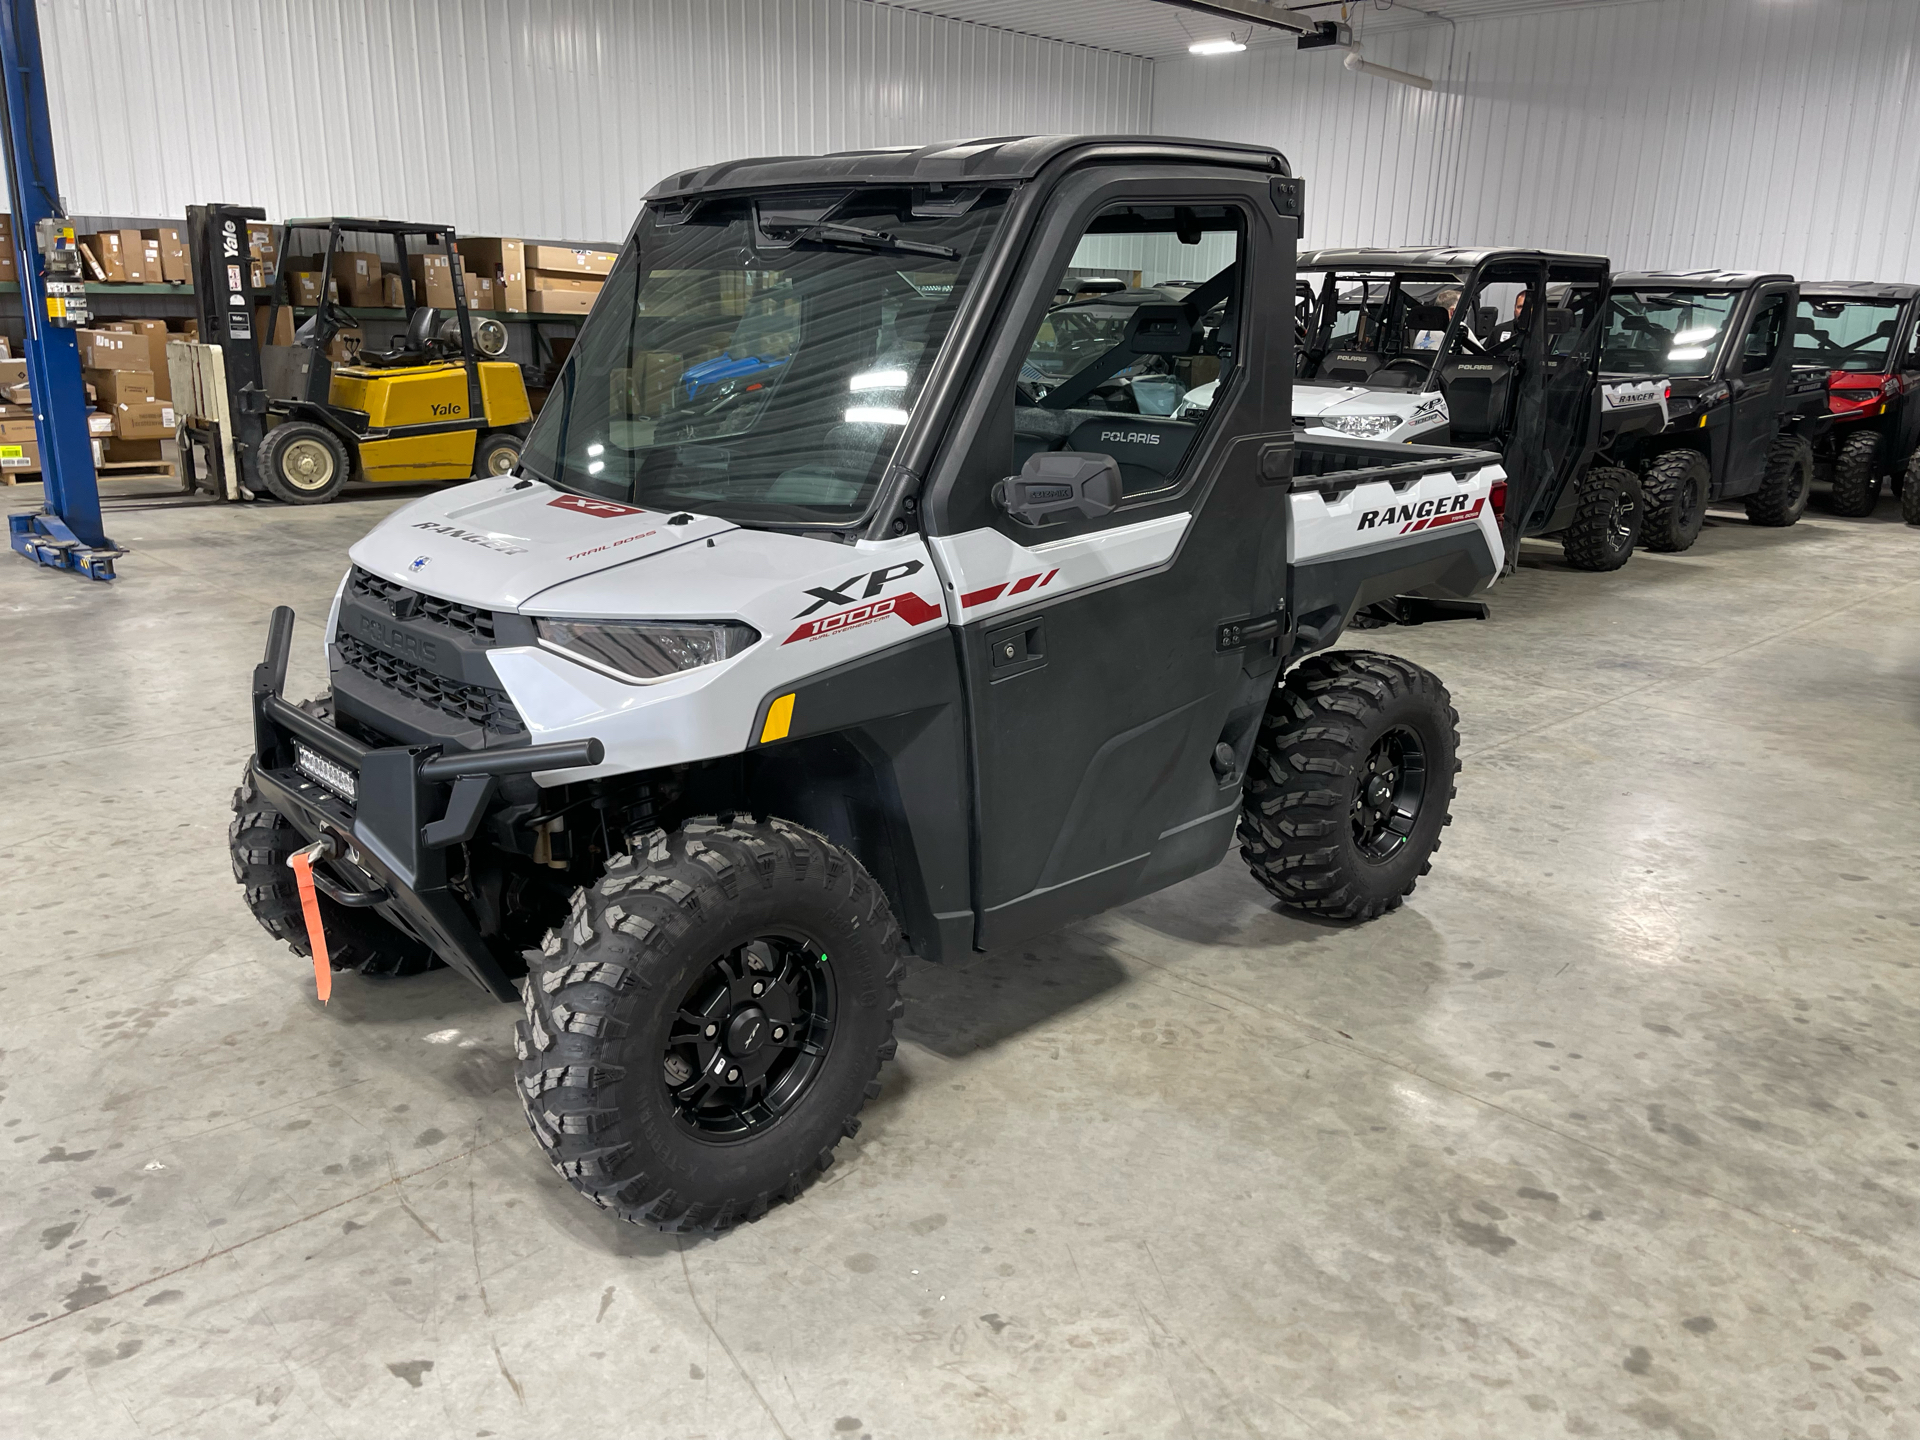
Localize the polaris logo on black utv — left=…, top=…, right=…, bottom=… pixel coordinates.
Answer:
left=1357, top=493, right=1478, bottom=531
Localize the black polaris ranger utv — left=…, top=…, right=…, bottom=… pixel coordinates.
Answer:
left=233, top=136, right=1515, bottom=1234
left=1793, top=282, right=1920, bottom=518
left=1290, top=247, right=1670, bottom=572
left=1602, top=271, right=1832, bottom=551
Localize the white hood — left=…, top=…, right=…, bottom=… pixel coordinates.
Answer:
left=348, top=477, right=738, bottom=609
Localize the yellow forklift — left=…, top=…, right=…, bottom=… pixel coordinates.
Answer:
left=179, top=208, right=531, bottom=504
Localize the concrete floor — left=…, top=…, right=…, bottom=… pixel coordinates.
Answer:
left=2, top=476, right=1917, bottom=1440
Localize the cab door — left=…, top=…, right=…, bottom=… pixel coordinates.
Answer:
left=921, top=169, right=1295, bottom=949
left=1723, top=286, right=1793, bottom=497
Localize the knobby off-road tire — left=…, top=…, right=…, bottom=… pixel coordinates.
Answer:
left=1827, top=431, right=1885, bottom=517
left=1638, top=449, right=1711, bottom=552
left=1904, top=451, right=1920, bottom=526
left=1746, top=435, right=1814, bottom=527
left=1561, top=465, right=1643, bottom=571
left=230, top=705, right=436, bottom=978
left=1239, top=650, right=1460, bottom=922
left=516, top=816, right=904, bottom=1234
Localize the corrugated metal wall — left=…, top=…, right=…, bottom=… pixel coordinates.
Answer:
left=1154, top=0, right=1920, bottom=283
left=42, top=0, right=1151, bottom=243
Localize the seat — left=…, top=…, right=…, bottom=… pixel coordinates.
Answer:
left=1319, top=350, right=1382, bottom=383
left=1437, top=357, right=1515, bottom=446
left=357, top=306, right=440, bottom=369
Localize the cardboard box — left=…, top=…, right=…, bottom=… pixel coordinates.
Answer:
left=247, top=222, right=278, bottom=267
left=382, top=273, right=405, bottom=308
left=77, top=330, right=148, bottom=370
left=530, top=273, right=602, bottom=294
left=528, top=289, right=598, bottom=315
left=84, top=369, right=153, bottom=405
left=407, top=254, right=456, bottom=310
left=116, top=229, right=149, bottom=282
left=86, top=410, right=115, bottom=437
left=466, top=271, right=496, bottom=310
left=103, top=436, right=166, bottom=463
left=0, top=417, right=35, bottom=442
left=329, top=249, right=382, bottom=307
left=142, top=227, right=189, bottom=283
left=291, top=271, right=327, bottom=306
left=0, top=438, right=37, bottom=472
left=0, top=357, right=25, bottom=388
left=85, top=232, right=128, bottom=282
left=526, top=244, right=614, bottom=277
left=459, top=238, right=526, bottom=312
left=612, top=350, right=682, bottom=418
left=255, top=307, right=295, bottom=348
left=124, top=325, right=172, bottom=401
left=114, top=399, right=175, bottom=440
left=2, top=382, right=29, bottom=405
left=0, top=214, right=14, bottom=283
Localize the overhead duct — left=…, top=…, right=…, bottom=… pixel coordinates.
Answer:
left=1341, top=42, right=1435, bottom=91
left=1155, top=2, right=1438, bottom=91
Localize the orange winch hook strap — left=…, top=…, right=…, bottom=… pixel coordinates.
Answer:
left=288, top=848, right=333, bottom=1004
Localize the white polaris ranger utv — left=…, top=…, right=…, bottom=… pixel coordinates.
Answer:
left=1181, top=248, right=1671, bottom=571
left=234, top=137, right=1516, bottom=1234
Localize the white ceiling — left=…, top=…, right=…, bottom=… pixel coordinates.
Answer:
left=868, top=0, right=1676, bottom=59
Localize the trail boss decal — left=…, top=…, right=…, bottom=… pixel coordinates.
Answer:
left=784, top=561, right=941, bottom=643
left=1356, top=494, right=1486, bottom=535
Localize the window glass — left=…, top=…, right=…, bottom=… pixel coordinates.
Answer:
left=1793, top=298, right=1901, bottom=372
left=520, top=188, right=1007, bottom=526
left=1602, top=290, right=1738, bottom=377
left=1740, top=295, right=1787, bottom=374
left=1012, top=203, right=1245, bottom=498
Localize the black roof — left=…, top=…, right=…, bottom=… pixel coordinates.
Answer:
left=1611, top=269, right=1792, bottom=289
left=1798, top=279, right=1920, bottom=302
left=1298, top=245, right=1607, bottom=273
left=643, top=135, right=1287, bottom=199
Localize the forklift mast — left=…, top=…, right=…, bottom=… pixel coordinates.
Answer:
left=183, top=203, right=270, bottom=497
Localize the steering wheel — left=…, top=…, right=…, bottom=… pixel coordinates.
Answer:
left=320, top=299, right=359, bottom=340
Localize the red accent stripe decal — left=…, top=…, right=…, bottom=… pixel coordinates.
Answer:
left=960, top=583, right=1007, bottom=608
left=1007, top=573, right=1039, bottom=596
left=1041, top=568, right=1058, bottom=585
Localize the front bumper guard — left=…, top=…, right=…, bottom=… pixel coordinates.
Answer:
left=250, top=605, right=603, bottom=1001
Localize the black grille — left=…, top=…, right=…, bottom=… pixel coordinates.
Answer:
left=336, top=632, right=526, bottom=736
left=348, top=566, right=497, bottom=641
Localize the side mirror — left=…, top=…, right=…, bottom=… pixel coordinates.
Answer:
left=993, top=452, right=1122, bottom=527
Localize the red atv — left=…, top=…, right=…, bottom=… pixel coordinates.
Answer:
left=1795, top=282, right=1920, bottom=522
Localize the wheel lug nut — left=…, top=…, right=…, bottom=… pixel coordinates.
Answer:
left=705, top=1023, right=717, bottom=1037
left=751, top=981, right=764, bottom=996
left=726, top=1068, right=740, bottom=1082
left=772, top=1026, right=785, bottom=1041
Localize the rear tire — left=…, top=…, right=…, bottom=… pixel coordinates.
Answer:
left=1827, top=431, right=1885, bottom=517
left=1239, top=650, right=1460, bottom=922
left=1561, top=465, right=1642, bottom=571
left=258, top=422, right=350, bottom=505
left=516, top=817, right=904, bottom=1233
left=1746, top=435, right=1813, bottom=527
left=1903, top=451, right=1920, bottom=526
left=230, top=721, right=437, bottom=978
left=1638, top=449, right=1710, bottom=552
left=475, top=431, right=522, bottom=479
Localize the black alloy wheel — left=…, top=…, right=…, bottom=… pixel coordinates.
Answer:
left=664, top=935, right=836, bottom=1140
left=1351, top=726, right=1428, bottom=862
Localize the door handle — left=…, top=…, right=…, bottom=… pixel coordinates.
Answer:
left=1217, top=608, right=1287, bottom=652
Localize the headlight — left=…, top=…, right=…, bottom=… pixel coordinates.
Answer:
left=535, top=618, right=760, bottom=683
left=1315, top=413, right=1401, bottom=439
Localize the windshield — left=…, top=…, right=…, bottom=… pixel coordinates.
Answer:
left=1602, top=290, right=1738, bottom=377
left=520, top=187, right=1007, bottom=526
left=1794, top=298, right=1901, bottom=372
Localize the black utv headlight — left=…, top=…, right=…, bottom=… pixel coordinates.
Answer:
left=535, top=618, right=760, bottom=682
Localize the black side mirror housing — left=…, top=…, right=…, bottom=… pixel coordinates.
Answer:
left=993, top=452, right=1123, bottom=527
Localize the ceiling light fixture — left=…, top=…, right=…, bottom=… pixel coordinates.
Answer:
left=1189, top=38, right=1247, bottom=55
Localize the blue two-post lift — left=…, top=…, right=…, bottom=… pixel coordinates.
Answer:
left=1, top=0, right=120, bottom=581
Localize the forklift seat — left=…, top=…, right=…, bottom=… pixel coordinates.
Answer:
left=357, top=306, right=440, bottom=369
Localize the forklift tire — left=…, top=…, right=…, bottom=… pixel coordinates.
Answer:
left=1746, top=435, right=1813, bottom=527
left=475, top=432, right=523, bottom=479
left=1827, top=432, right=1885, bottom=517
left=1903, top=452, right=1920, bottom=526
left=1238, top=650, right=1459, bottom=923
left=1561, top=465, right=1643, bottom=570
left=230, top=733, right=438, bottom=980
left=258, top=422, right=350, bottom=505
left=516, top=816, right=904, bottom=1234
left=1637, top=449, right=1711, bottom=553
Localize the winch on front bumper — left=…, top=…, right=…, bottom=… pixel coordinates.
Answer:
left=248, top=606, right=603, bottom=1001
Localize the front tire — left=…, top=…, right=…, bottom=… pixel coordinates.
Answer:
left=1561, top=465, right=1642, bottom=571
left=1827, top=431, right=1885, bottom=516
left=1746, top=435, right=1813, bottom=527
left=1638, top=449, right=1710, bottom=552
left=475, top=431, right=523, bottom=479
left=1239, top=650, right=1460, bottom=922
left=516, top=817, right=904, bottom=1233
left=258, top=422, right=350, bottom=505
left=1903, top=451, right=1920, bottom=526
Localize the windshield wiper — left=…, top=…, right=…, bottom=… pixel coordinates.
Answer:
left=771, top=221, right=956, bottom=260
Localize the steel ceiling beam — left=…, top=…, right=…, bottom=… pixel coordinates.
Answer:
left=1147, top=0, right=1320, bottom=39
